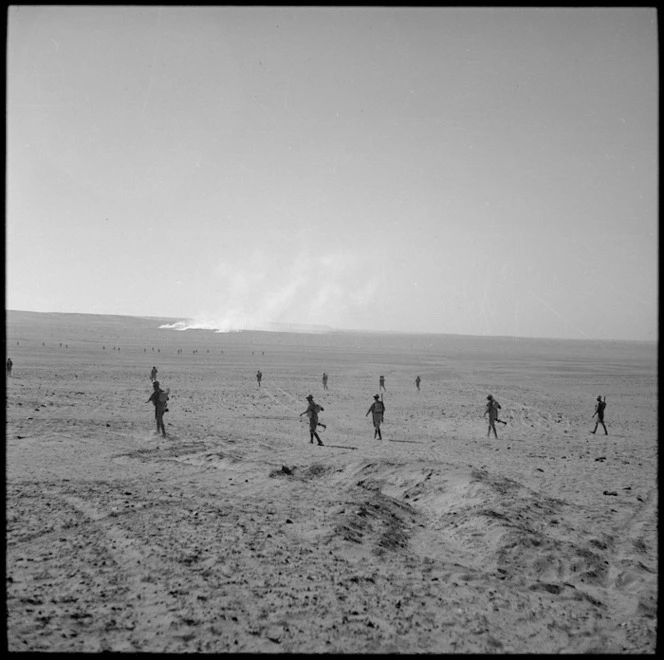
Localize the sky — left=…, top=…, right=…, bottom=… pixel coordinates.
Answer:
left=6, top=6, right=658, bottom=340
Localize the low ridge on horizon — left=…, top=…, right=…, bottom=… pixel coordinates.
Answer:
left=6, top=309, right=653, bottom=344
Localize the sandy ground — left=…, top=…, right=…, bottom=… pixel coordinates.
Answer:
left=5, top=311, right=658, bottom=653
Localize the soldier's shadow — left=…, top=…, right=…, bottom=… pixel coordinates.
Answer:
left=387, top=438, right=424, bottom=444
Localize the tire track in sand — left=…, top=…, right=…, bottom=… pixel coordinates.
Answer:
left=260, top=383, right=301, bottom=414
left=605, top=486, right=658, bottom=618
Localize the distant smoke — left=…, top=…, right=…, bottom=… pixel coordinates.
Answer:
left=160, top=248, right=380, bottom=333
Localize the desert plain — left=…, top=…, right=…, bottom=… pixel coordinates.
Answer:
left=5, top=310, right=658, bottom=653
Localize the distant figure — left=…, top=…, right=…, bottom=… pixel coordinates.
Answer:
left=6, top=358, right=13, bottom=377
left=379, top=375, right=386, bottom=393
left=150, top=366, right=158, bottom=382
left=415, top=375, right=421, bottom=391
left=299, top=395, right=324, bottom=446
left=366, top=394, right=385, bottom=440
left=484, top=394, right=505, bottom=438
left=322, top=372, right=328, bottom=390
left=146, top=380, right=169, bottom=438
left=256, top=370, right=262, bottom=387
left=591, top=396, right=608, bottom=435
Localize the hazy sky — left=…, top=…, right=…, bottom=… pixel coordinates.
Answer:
left=7, top=7, right=658, bottom=340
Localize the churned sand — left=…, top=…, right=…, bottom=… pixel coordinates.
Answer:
left=5, top=311, right=657, bottom=653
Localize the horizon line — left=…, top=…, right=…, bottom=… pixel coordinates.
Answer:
left=5, top=309, right=656, bottom=344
